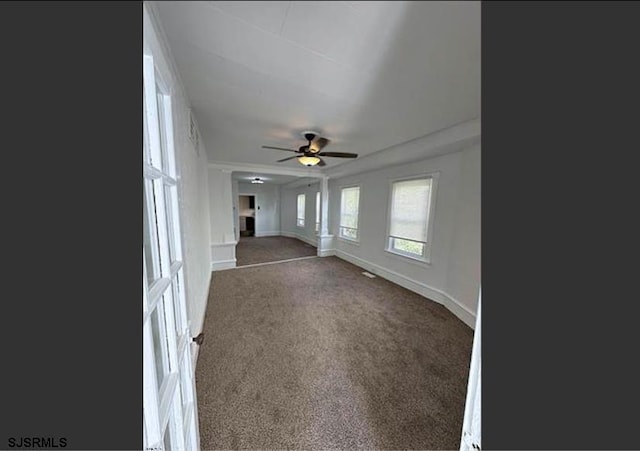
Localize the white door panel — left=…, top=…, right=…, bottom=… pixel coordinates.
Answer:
left=143, top=41, right=200, bottom=450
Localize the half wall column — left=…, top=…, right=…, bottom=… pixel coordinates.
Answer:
left=317, top=175, right=335, bottom=257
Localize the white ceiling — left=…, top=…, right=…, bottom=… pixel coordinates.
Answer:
left=232, top=171, right=310, bottom=185
left=155, top=1, right=480, bottom=171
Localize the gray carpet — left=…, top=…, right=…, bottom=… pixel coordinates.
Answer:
left=196, top=256, right=473, bottom=450
left=235, top=236, right=317, bottom=267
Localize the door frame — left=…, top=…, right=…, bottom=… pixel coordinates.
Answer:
left=143, top=5, right=200, bottom=450
left=238, top=193, right=258, bottom=237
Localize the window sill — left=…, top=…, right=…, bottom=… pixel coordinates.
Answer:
left=338, top=236, right=360, bottom=246
left=384, top=248, right=431, bottom=266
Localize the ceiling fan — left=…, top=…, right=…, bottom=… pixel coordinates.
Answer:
left=262, top=132, right=358, bottom=167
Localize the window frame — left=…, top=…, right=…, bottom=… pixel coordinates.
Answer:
left=338, top=184, right=361, bottom=243
left=384, top=172, right=439, bottom=264
left=296, top=193, right=305, bottom=228
left=143, top=47, right=199, bottom=451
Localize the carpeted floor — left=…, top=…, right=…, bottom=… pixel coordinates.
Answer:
left=235, top=236, right=317, bottom=266
left=196, top=257, right=473, bottom=450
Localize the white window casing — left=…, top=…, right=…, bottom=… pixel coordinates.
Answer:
left=386, top=174, right=438, bottom=263
left=339, top=186, right=361, bottom=242
left=297, top=193, right=305, bottom=227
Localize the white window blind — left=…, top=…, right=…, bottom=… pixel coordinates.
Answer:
left=388, top=178, right=432, bottom=258
left=297, top=194, right=305, bottom=227
left=339, top=186, right=360, bottom=240
left=390, top=178, right=432, bottom=241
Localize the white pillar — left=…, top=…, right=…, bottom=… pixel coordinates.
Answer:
left=208, top=167, right=237, bottom=270
left=317, top=175, right=335, bottom=256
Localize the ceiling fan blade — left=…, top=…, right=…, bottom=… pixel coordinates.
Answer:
left=262, top=145, right=298, bottom=152
left=317, top=157, right=326, bottom=167
left=317, top=152, right=358, bottom=158
left=315, top=137, right=330, bottom=150
left=277, top=156, right=297, bottom=162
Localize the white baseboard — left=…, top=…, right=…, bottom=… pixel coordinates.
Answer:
left=255, top=231, right=281, bottom=237
left=335, top=249, right=476, bottom=329
left=211, top=259, right=236, bottom=271
left=210, top=241, right=238, bottom=247
left=191, top=269, right=211, bottom=371
left=191, top=342, right=199, bottom=372
left=281, top=231, right=318, bottom=247
left=318, top=249, right=336, bottom=257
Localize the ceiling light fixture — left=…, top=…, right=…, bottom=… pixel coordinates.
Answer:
left=297, top=155, right=321, bottom=167
left=251, top=177, right=264, bottom=184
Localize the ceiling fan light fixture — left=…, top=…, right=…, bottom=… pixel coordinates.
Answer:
left=251, top=177, right=264, bottom=184
left=298, top=155, right=321, bottom=167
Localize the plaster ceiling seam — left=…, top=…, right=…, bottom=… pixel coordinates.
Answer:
left=165, top=32, right=371, bottom=108
left=278, top=1, right=292, bottom=36
left=171, top=38, right=366, bottom=122
left=202, top=1, right=366, bottom=75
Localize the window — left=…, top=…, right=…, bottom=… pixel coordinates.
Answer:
left=387, top=176, right=435, bottom=261
left=297, top=194, right=305, bottom=227
left=339, top=186, right=360, bottom=241
left=315, top=191, right=320, bottom=233
left=143, top=48, right=199, bottom=451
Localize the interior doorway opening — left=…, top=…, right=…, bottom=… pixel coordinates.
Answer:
left=239, top=195, right=256, bottom=237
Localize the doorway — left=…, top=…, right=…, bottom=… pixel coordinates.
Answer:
left=143, top=38, right=199, bottom=450
left=239, top=195, right=256, bottom=237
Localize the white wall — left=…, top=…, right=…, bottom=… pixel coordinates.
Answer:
left=145, top=4, right=212, bottom=341
left=208, top=168, right=236, bottom=270
left=445, top=146, right=481, bottom=315
left=238, top=182, right=280, bottom=236
left=280, top=181, right=321, bottom=246
left=328, top=144, right=480, bottom=327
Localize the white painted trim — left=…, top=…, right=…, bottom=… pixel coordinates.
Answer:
left=317, top=233, right=335, bottom=257
left=209, top=160, right=322, bottom=178
left=235, top=255, right=318, bottom=269
left=461, top=293, right=481, bottom=451
left=190, top=342, right=200, bottom=374
left=210, top=241, right=238, bottom=247
left=190, top=264, right=212, bottom=371
left=335, top=249, right=476, bottom=328
left=385, top=172, right=440, bottom=264
left=211, top=259, right=237, bottom=271
left=337, top=236, right=360, bottom=246
left=281, top=177, right=322, bottom=190
left=338, top=184, right=362, bottom=242
left=383, top=247, right=432, bottom=267
left=324, top=118, right=481, bottom=179
left=255, top=231, right=281, bottom=237
left=208, top=120, right=480, bottom=180
left=281, top=231, right=318, bottom=247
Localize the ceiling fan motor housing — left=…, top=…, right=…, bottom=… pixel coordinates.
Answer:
left=302, top=130, right=319, bottom=141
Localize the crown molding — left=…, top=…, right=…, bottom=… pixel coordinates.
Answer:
left=208, top=160, right=324, bottom=178
left=280, top=177, right=322, bottom=190
left=324, top=118, right=480, bottom=179
left=207, top=118, right=479, bottom=180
